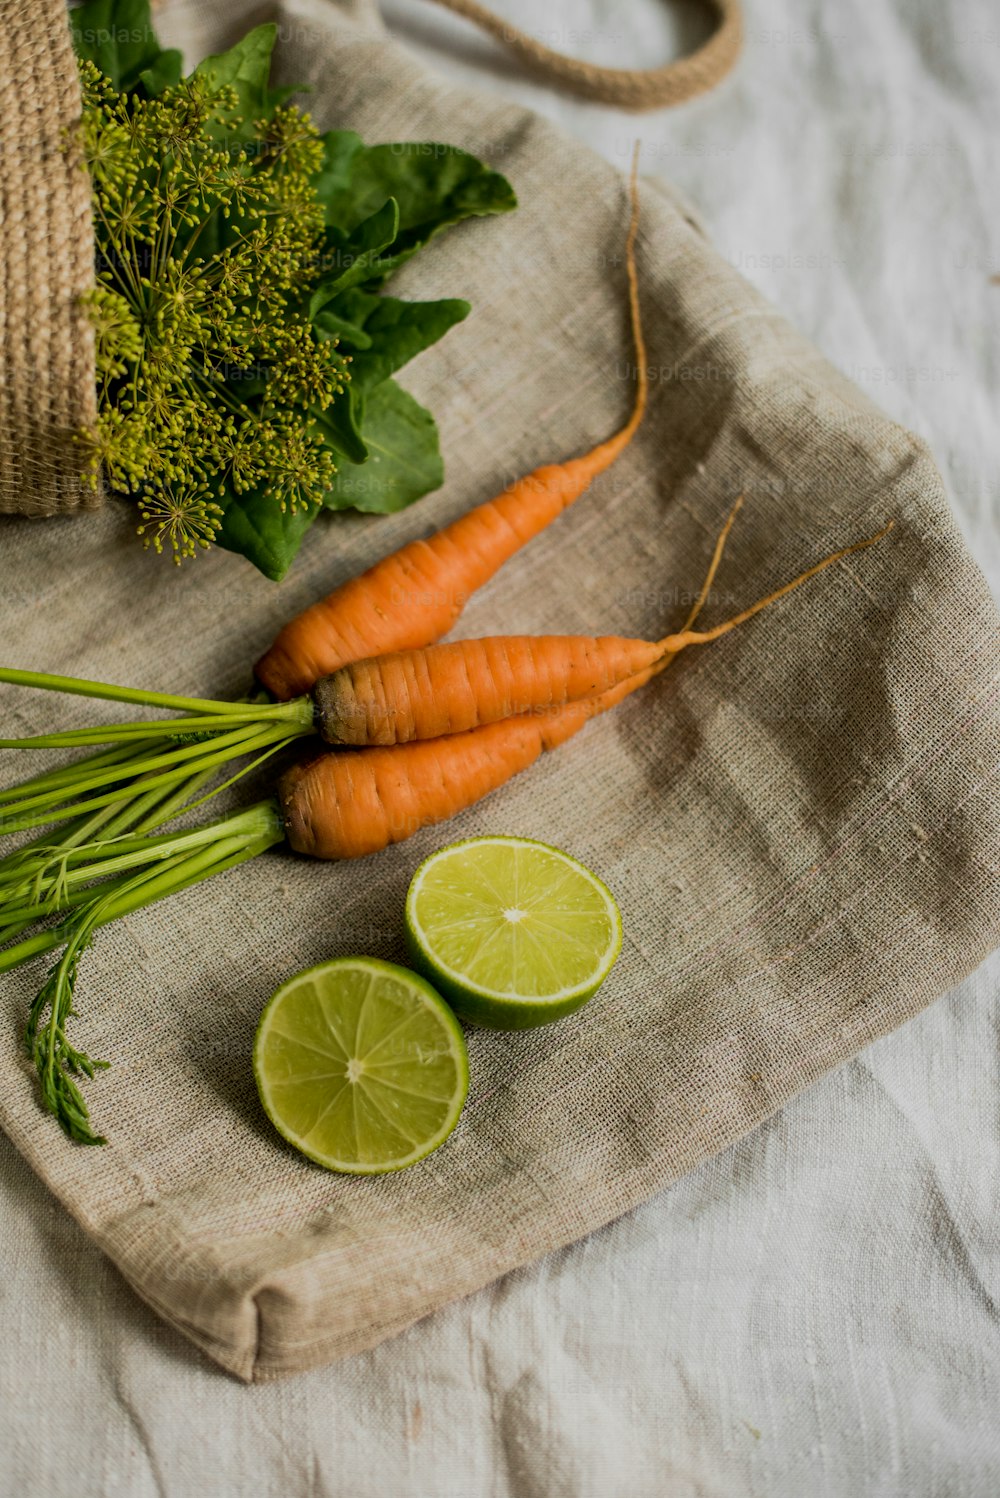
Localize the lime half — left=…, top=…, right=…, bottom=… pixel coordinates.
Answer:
left=253, top=957, right=469, bottom=1174
left=405, top=836, right=622, bottom=1029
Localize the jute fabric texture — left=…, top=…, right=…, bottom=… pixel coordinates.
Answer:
left=0, top=0, right=997, bottom=1380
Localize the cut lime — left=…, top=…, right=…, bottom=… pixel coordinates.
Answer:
left=253, top=957, right=469, bottom=1174
left=405, top=836, right=622, bottom=1029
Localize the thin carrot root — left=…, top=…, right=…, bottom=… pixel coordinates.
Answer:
left=678, top=493, right=744, bottom=634
left=584, top=141, right=646, bottom=457
left=255, top=152, right=647, bottom=702
left=656, top=517, right=895, bottom=658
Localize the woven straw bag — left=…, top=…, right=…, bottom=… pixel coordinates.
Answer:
left=0, top=0, right=741, bottom=518
left=0, top=0, right=98, bottom=517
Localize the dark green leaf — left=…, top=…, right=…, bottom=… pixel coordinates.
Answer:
left=311, top=293, right=468, bottom=472
left=193, top=23, right=277, bottom=144
left=313, top=309, right=373, bottom=351
left=72, top=18, right=515, bottom=579
left=70, top=0, right=167, bottom=92
left=314, top=135, right=516, bottom=282
left=309, top=199, right=400, bottom=314
left=314, top=130, right=366, bottom=198
left=333, top=293, right=470, bottom=394
left=322, top=380, right=443, bottom=515
left=312, top=393, right=369, bottom=467
left=138, top=48, right=183, bottom=96
left=214, top=485, right=318, bottom=581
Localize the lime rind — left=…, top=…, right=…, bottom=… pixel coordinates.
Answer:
left=254, top=957, right=469, bottom=1174
left=405, top=836, right=623, bottom=1030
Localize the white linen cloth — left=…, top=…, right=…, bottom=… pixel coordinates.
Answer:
left=2, top=0, right=997, bottom=1491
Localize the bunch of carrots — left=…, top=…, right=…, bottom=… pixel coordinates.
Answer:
left=0, top=162, right=893, bottom=1141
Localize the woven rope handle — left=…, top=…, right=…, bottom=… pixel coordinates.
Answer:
left=421, top=0, right=743, bottom=110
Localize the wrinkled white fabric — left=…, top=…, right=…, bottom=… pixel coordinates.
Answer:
left=2, top=0, right=998, bottom=1492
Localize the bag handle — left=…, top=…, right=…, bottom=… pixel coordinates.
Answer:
left=420, top=0, right=743, bottom=110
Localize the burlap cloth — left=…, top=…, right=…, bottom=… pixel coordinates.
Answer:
left=0, top=0, right=998, bottom=1382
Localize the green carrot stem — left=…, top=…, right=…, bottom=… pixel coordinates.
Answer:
left=0, top=730, right=287, bottom=910
left=0, top=755, right=215, bottom=888
left=0, top=801, right=284, bottom=973
left=1, top=724, right=265, bottom=818
left=0, top=743, right=175, bottom=893
left=0, top=722, right=296, bottom=832
left=0, top=870, right=144, bottom=932
left=0, top=667, right=269, bottom=717
left=0, top=699, right=313, bottom=750
left=0, top=766, right=224, bottom=944
left=0, top=782, right=144, bottom=882
left=0, top=753, right=183, bottom=920
left=0, top=740, right=151, bottom=803
left=161, top=736, right=292, bottom=824
left=0, top=805, right=277, bottom=914
left=19, top=814, right=283, bottom=1144
left=97, top=762, right=218, bottom=839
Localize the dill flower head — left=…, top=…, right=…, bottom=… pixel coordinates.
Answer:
left=136, top=485, right=224, bottom=563
left=78, top=59, right=349, bottom=562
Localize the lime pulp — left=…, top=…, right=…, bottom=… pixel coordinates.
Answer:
left=405, top=836, right=622, bottom=1029
left=253, top=957, right=469, bottom=1173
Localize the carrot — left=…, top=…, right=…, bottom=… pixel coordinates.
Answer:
left=283, top=635, right=670, bottom=858
left=282, top=663, right=687, bottom=859
left=283, top=516, right=894, bottom=855
left=293, top=484, right=738, bottom=751
left=312, top=633, right=665, bottom=745
left=310, top=506, right=893, bottom=747
left=255, top=151, right=647, bottom=702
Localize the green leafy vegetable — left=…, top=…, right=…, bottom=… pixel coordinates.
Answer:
left=332, top=293, right=472, bottom=395
left=214, top=485, right=320, bottom=584
left=77, top=66, right=345, bottom=563
left=69, top=0, right=516, bottom=578
left=70, top=0, right=173, bottom=91
left=308, top=198, right=402, bottom=312
left=314, top=133, right=517, bottom=282
left=322, top=380, right=445, bottom=515
left=138, top=47, right=183, bottom=97
left=192, top=23, right=277, bottom=143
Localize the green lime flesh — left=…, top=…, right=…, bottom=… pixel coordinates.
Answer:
left=253, top=957, right=469, bottom=1174
left=405, top=836, right=622, bottom=1030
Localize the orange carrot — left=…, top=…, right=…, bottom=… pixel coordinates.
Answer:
left=309, top=505, right=893, bottom=747
left=305, top=492, right=742, bottom=747
left=283, top=516, right=894, bottom=858
left=255, top=153, right=647, bottom=702
left=283, top=675, right=645, bottom=859
left=283, top=668, right=672, bottom=859
left=312, top=633, right=665, bottom=745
